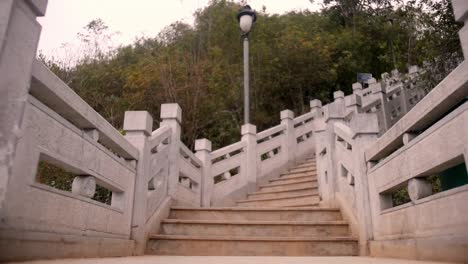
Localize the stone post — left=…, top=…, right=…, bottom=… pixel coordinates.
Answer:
left=321, top=91, right=346, bottom=206
left=310, top=99, right=323, bottom=118
left=371, top=82, right=391, bottom=131
left=452, top=0, right=468, bottom=59
left=123, top=111, right=153, bottom=255
left=159, top=104, right=182, bottom=199
left=352, top=82, right=363, bottom=96
left=400, top=66, right=418, bottom=114
left=310, top=100, right=326, bottom=202
left=333, top=90, right=345, bottom=105
left=241, top=124, right=257, bottom=193
left=345, top=94, right=362, bottom=114
left=350, top=112, right=379, bottom=255
left=0, top=0, right=48, bottom=209
left=195, top=138, right=212, bottom=207
left=280, top=110, right=296, bottom=167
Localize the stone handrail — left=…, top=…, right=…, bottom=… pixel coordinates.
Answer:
left=31, top=60, right=139, bottom=160
left=178, top=143, right=203, bottom=206
left=211, top=141, right=246, bottom=162
left=256, top=124, right=286, bottom=142
left=206, top=141, right=247, bottom=206
left=211, top=142, right=245, bottom=178
left=148, top=126, right=172, bottom=151
left=360, top=98, right=380, bottom=113
left=365, top=61, right=468, bottom=164
left=293, top=111, right=314, bottom=126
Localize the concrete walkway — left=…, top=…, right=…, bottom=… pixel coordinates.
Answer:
left=9, top=256, right=456, bottom=264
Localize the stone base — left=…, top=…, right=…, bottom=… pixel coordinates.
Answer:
left=369, top=235, right=468, bottom=263
left=0, top=230, right=134, bottom=262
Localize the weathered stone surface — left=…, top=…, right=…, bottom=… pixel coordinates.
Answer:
left=452, top=0, right=468, bottom=22
left=71, top=176, right=96, bottom=198
left=407, top=178, right=432, bottom=202
left=123, top=111, right=153, bottom=136
left=160, top=103, right=182, bottom=124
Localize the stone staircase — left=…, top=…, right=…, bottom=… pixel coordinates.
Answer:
left=147, top=158, right=358, bottom=256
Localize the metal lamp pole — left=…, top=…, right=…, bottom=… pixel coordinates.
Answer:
left=243, top=35, right=250, bottom=124
left=237, top=5, right=256, bottom=124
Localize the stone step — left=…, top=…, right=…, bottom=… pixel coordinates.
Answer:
left=289, top=167, right=317, bottom=174
left=292, top=163, right=317, bottom=170
left=280, top=167, right=317, bottom=176
left=236, top=194, right=320, bottom=207
left=270, top=175, right=316, bottom=185
left=259, top=179, right=318, bottom=192
left=276, top=171, right=317, bottom=179
left=160, top=219, right=350, bottom=237
left=298, top=158, right=316, bottom=163
left=247, top=186, right=318, bottom=200
left=285, top=205, right=323, bottom=209
left=282, top=169, right=317, bottom=176
left=147, top=235, right=358, bottom=256
left=278, top=172, right=316, bottom=180
left=169, top=207, right=343, bottom=222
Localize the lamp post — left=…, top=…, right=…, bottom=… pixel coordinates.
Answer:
left=237, top=5, right=256, bottom=124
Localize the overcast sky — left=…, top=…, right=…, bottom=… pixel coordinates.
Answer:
left=37, top=0, right=321, bottom=59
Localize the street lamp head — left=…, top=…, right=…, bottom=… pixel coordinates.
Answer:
left=237, top=5, right=256, bottom=35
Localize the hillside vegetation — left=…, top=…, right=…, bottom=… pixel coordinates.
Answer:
left=41, top=0, right=462, bottom=149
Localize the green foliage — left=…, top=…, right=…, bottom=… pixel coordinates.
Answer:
left=36, top=161, right=74, bottom=192
left=391, top=187, right=411, bottom=207
left=40, top=0, right=462, bottom=150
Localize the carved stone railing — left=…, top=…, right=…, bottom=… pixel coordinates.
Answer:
left=0, top=59, right=140, bottom=260
left=311, top=2, right=468, bottom=261
left=202, top=109, right=318, bottom=206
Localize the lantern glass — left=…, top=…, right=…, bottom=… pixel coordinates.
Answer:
left=239, top=15, right=253, bottom=33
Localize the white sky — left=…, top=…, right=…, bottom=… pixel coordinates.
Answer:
left=37, top=0, right=321, bottom=59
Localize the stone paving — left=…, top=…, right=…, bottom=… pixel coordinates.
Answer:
left=8, top=256, right=457, bottom=264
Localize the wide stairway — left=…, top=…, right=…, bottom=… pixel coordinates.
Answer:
left=147, top=158, right=358, bottom=256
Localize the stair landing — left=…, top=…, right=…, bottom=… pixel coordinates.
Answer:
left=9, top=256, right=454, bottom=264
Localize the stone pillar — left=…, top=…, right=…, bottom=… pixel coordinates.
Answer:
left=333, top=90, right=345, bottom=105
left=159, top=104, right=182, bottom=199
left=350, top=113, right=380, bottom=255
left=352, top=82, right=363, bottom=96
left=195, top=138, right=212, bottom=207
left=345, top=94, right=362, bottom=114
left=123, top=111, right=153, bottom=255
left=280, top=110, right=295, bottom=167
left=371, top=82, right=391, bottom=131
left=310, top=99, right=325, bottom=202
left=0, top=0, right=48, bottom=209
left=321, top=92, right=346, bottom=206
left=452, top=0, right=468, bottom=59
left=241, top=124, right=257, bottom=193
left=310, top=99, right=322, bottom=117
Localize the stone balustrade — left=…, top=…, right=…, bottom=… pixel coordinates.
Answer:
left=1, top=0, right=468, bottom=262
left=311, top=2, right=468, bottom=260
